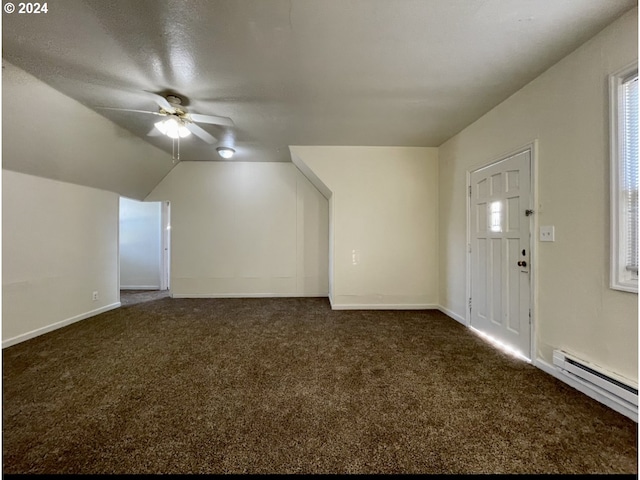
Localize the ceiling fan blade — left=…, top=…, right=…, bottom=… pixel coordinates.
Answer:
left=144, top=91, right=176, bottom=112
left=185, top=123, right=217, bottom=144
left=189, top=113, right=234, bottom=127
left=96, top=107, right=164, bottom=116
left=147, top=127, right=163, bottom=137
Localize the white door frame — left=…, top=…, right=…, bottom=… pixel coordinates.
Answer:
left=465, top=141, right=538, bottom=362
left=160, top=200, right=171, bottom=292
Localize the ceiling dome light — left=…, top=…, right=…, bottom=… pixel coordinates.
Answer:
left=154, top=118, right=191, bottom=139
left=217, top=147, right=235, bottom=159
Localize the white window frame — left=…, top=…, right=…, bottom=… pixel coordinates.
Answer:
left=610, top=61, right=638, bottom=293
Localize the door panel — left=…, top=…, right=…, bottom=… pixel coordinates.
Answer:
left=470, top=150, right=531, bottom=358
left=490, top=237, right=502, bottom=325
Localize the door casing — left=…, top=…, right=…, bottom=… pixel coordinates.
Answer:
left=465, top=141, right=538, bottom=362
left=161, top=200, right=171, bottom=292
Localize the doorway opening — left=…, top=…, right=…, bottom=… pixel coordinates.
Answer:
left=119, top=197, right=171, bottom=303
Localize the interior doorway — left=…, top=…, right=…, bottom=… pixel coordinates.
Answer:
left=119, top=197, right=170, bottom=293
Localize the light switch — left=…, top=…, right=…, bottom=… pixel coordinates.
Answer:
left=540, top=225, right=555, bottom=242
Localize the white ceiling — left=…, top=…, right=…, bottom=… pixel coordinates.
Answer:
left=2, top=0, right=637, bottom=163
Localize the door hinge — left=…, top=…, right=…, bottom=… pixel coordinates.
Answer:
left=468, top=186, right=472, bottom=197
left=468, top=298, right=472, bottom=311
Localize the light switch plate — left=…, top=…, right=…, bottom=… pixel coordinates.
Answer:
left=540, top=225, right=555, bottom=242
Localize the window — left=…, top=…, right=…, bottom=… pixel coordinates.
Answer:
left=610, top=62, right=638, bottom=293
left=490, top=201, right=502, bottom=233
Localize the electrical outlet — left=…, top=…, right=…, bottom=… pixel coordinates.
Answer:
left=92, top=291, right=99, bottom=301
left=540, top=225, right=555, bottom=242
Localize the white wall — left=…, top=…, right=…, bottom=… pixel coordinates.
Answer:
left=3, top=170, right=120, bottom=346
left=290, top=146, right=439, bottom=309
left=438, top=8, right=638, bottom=382
left=2, top=60, right=175, bottom=200
left=2, top=60, right=174, bottom=347
left=119, top=197, right=163, bottom=289
left=145, top=162, right=328, bottom=297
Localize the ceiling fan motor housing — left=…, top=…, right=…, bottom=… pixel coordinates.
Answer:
left=166, top=94, right=183, bottom=105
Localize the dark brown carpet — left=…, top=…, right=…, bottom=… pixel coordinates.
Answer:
left=2, top=297, right=637, bottom=474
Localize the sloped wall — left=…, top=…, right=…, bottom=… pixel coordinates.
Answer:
left=2, top=60, right=174, bottom=200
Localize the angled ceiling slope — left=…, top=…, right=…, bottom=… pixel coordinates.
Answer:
left=2, top=59, right=176, bottom=200
left=3, top=0, right=637, bottom=163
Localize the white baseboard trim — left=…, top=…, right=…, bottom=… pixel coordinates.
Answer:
left=436, top=303, right=636, bottom=421
left=120, top=285, right=161, bottom=290
left=171, top=293, right=328, bottom=299
left=535, top=358, right=638, bottom=422
left=2, top=302, right=121, bottom=349
left=437, top=305, right=467, bottom=325
left=330, top=304, right=438, bottom=310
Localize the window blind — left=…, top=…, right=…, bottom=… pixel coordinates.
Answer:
left=622, top=75, right=638, bottom=273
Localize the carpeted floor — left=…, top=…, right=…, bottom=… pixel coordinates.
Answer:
left=2, top=297, right=637, bottom=474
left=119, top=289, right=171, bottom=306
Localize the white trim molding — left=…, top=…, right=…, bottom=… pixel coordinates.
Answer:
left=609, top=61, right=639, bottom=293
left=120, top=285, right=162, bottom=290
left=2, top=302, right=121, bottom=349
left=437, top=305, right=467, bottom=325
left=171, top=293, right=328, bottom=299
left=330, top=304, right=438, bottom=310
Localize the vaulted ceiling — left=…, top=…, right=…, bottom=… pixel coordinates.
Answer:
left=2, top=0, right=637, bottom=163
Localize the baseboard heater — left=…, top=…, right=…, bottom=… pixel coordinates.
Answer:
left=552, top=350, right=638, bottom=415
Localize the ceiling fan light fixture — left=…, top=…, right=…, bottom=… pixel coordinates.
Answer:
left=217, top=147, right=235, bottom=159
left=154, top=118, right=191, bottom=139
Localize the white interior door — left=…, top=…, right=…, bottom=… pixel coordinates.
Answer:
left=470, top=150, right=531, bottom=359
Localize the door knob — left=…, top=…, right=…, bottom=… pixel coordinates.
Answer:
left=518, top=261, right=527, bottom=267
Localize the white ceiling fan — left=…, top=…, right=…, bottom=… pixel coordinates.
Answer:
left=96, top=92, right=234, bottom=160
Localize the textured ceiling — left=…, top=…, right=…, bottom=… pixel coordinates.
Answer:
left=2, top=0, right=637, bottom=162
